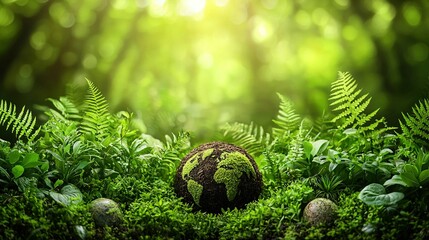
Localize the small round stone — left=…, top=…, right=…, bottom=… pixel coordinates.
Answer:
left=89, top=198, right=123, bottom=227
left=174, top=142, right=262, bottom=213
left=303, top=198, right=338, bottom=226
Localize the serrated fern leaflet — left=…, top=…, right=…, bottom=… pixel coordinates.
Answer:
left=329, top=72, right=381, bottom=133
left=80, top=79, right=112, bottom=140
left=0, top=100, right=40, bottom=142
left=272, top=93, right=301, bottom=137
left=400, top=99, right=429, bottom=148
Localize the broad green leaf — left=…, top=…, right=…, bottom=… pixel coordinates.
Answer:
left=7, top=150, right=21, bottom=164
left=311, top=139, right=329, bottom=157
left=49, top=184, right=83, bottom=206
left=359, top=183, right=404, bottom=206
left=379, top=148, right=393, bottom=156
left=303, top=141, right=312, bottom=159
left=76, top=161, right=90, bottom=170
left=400, top=165, right=420, bottom=187
left=329, top=162, right=338, bottom=172
left=11, top=165, right=24, bottom=178
left=384, top=175, right=408, bottom=187
left=419, top=169, right=429, bottom=184
left=22, top=153, right=40, bottom=168
left=41, top=162, right=49, bottom=172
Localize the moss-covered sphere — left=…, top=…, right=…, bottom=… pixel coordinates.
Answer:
left=89, top=198, right=123, bottom=227
left=303, top=198, right=338, bottom=226
left=174, top=142, right=262, bottom=213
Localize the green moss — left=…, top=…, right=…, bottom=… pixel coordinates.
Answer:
left=187, top=179, right=204, bottom=206
left=202, top=148, right=214, bottom=160
left=214, top=152, right=256, bottom=201
left=182, top=148, right=214, bottom=180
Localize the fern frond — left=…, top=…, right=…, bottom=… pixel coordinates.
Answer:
left=400, top=99, right=429, bottom=148
left=46, top=97, right=81, bottom=121
left=272, top=93, right=301, bottom=137
left=329, top=72, right=381, bottom=133
left=80, top=79, right=112, bottom=139
left=0, top=100, right=40, bottom=142
left=221, top=122, right=270, bottom=156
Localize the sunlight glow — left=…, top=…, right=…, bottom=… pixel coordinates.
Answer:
left=178, top=0, right=206, bottom=16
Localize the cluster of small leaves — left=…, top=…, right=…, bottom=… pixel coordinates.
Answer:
left=0, top=191, right=94, bottom=240
left=219, top=181, right=313, bottom=239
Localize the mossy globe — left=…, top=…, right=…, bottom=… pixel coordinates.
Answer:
left=89, top=198, right=123, bottom=227
left=174, top=142, right=262, bottom=213
left=303, top=198, right=338, bottom=226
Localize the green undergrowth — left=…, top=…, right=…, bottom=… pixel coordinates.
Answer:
left=1, top=73, right=429, bottom=239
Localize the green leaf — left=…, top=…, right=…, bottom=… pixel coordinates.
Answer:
left=41, top=162, right=49, bottom=172
left=11, top=165, right=24, bottom=178
left=311, top=139, right=329, bottom=156
left=343, top=128, right=357, bottom=135
left=49, top=184, right=83, bottom=206
left=303, top=141, right=313, bottom=159
left=7, top=150, right=21, bottom=164
left=22, top=153, right=40, bottom=168
left=76, top=161, right=90, bottom=170
left=359, top=183, right=404, bottom=206
left=400, top=164, right=420, bottom=187
left=384, top=175, right=408, bottom=187
left=54, top=179, right=64, bottom=189
left=419, top=169, right=429, bottom=184
left=74, top=225, right=87, bottom=240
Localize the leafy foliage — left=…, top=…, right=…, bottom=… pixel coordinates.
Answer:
left=221, top=122, right=270, bottom=156
left=272, top=93, right=301, bottom=137
left=358, top=183, right=404, bottom=206
left=80, top=79, right=112, bottom=140
left=2, top=72, right=429, bottom=239
left=329, top=72, right=382, bottom=133
left=0, top=100, right=40, bottom=142
left=400, top=99, right=429, bottom=148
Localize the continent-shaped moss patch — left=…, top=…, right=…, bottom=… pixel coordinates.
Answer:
left=214, top=152, right=256, bottom=201
left=187, top=179, right=203, bottom=206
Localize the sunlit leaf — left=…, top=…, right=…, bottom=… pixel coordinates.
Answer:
left=359, top=183, right=404, bottom=206
left=11, top=165, right=24, bottom=178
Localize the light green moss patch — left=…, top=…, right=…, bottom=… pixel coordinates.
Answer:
left=213, top=152, right=256, bottom=201
left=187, top=179, right=203, bottom=206
left=202, top=148, right=214, bottom=160
left=182, top=148, right=214, bottom=180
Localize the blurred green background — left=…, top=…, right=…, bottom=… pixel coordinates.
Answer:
left=1, top=0, right=428, bottom=141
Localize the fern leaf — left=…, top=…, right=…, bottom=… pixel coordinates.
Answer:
left=47, top=97, right=81, bottom=121
left=80, top=79, right=112, bottom=139
left=272, top=93, right=301, bottom=137
left=400, top=99, right=429, bottom=148
left=221, top=122, right=270, bottom=156
left=329, top=72, right=381, bottom=133
left=0, top=100, right=40, bottom=142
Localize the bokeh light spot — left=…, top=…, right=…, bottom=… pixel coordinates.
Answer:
left=405, top=43, right=428, bottom=64
left=30, top=31, right=47, bottom=50
left=178, top=0, right=206, bottom=16
left=402, top=3, right=421, bottom=27
left=0, top=7, right=15, bottom=27
left=251, top=16, right=272, bottom=43
left=16, top=64, right=34, bottom=93
left=83, top=54, right=98, bottom=69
